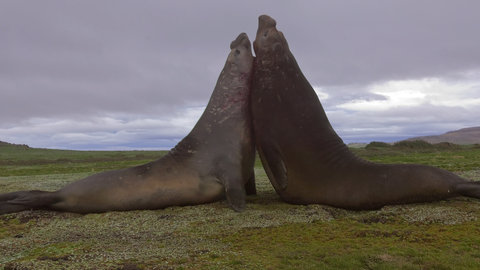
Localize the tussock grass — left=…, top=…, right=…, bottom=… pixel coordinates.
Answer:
left=1, top=145, right=480, bottom=269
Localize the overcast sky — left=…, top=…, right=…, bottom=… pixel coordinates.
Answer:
left=1, top=1, right=479, bottom=150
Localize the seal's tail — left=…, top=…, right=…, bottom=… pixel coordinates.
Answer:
left=455, top=182, right=480, bottom=199
left=0, top=190, right=60, bottom=214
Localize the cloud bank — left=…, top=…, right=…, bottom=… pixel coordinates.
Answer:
left=1, top=1, right=479, bottom=149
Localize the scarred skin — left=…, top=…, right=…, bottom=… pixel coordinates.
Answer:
left=0, top=33, right=255, bottom=214
left=251, top=15, right=480, bottom=210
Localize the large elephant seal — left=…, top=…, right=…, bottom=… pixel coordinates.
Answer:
left=251, top=15, right=480, bottom=210
left=0, top=33, right=255, bottom=214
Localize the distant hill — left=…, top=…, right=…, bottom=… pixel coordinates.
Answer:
left=407, top=127, right=480, bottom=145
left=0, top=140, right=30, bottom=148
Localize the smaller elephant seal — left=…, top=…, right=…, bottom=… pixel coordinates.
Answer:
left=0, top=33, right=255, bottom=214
left=251, top=15, right=480, bottom=210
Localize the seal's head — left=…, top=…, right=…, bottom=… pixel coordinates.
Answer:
left=253, top=15, right=289, bottom=60
left=227, top=33, right=253, bottom=74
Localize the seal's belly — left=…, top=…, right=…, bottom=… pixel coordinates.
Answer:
left=53, top=170, right=224, bottom=213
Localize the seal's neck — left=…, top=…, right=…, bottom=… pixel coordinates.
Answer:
left=203, top=63, right=252, bottom=120
left=255, top=50, right=363, bottom=167
left=169, top=62, right=252, bottom=157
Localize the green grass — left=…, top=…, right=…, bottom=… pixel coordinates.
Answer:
left=222, top=220, right=480, bottom=269
left=352, top=143, right=480, bottom=172
left=0, top=144, right=166, bottom=177
left=1, top=144, right=480, bottom=269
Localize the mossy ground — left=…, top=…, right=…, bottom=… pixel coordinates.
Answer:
left=1, top=145, right=480, bottom=269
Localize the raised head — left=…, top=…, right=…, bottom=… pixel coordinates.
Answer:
left=227, top=32, right=253, bottom=74
left=253, top=15, right=289, bottom=59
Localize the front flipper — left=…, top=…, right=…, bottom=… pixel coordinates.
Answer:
left=225, top=185, right=246, bottom=212
left=217, top=164, right=247, bottom=212
left=256, top=142, right=288, bottom=191
left=455, top=182, right=480, bottom=199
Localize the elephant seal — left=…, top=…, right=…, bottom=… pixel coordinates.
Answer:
left=0, top=33, right=255, bottom=214
left=251, top=15, right=480, bottom=210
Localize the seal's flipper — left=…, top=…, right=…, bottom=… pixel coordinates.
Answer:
left=0, top=191, right=21, bottom=202
left=0, top=204, right=30, bottom=214
left=0, top=190, right=60, bottom=214
left=225, top=185, right=246, bottom=212
left=257, top=143, right=288, bottom=191
left=218, top=166, right=247, bottom=212
left=455, top=182, right=480, bottom=199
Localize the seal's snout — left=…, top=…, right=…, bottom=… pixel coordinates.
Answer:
left=230, top=32, right=251, bottom=51
left=228, top=33, right=253, bottom=72
left=256, top=15, right=281, bottom=40
left=257, top=15, right=277, bottom=39
left=258, top=15, right=277, bottom=30
left=254, top=14, right=285, bottom=55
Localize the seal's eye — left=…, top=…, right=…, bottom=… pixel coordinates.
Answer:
left=263, top=30, right=269, bottom=37
left=235, top=49, right=240, bottom=55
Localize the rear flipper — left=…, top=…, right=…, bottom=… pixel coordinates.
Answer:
left=455, top=182, right=480, bottom=199
left=0, top=190, right=60, bottom=215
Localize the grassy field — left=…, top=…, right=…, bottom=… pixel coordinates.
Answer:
left=1, top=143, right=480, bottom=269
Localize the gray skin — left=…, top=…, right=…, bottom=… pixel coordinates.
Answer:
left=0, top=33, right=255, bottom=214
left=251, top=15, right=480, bottom=210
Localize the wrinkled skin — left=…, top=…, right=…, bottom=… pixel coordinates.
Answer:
left=0, top=33, right=255, bottom=214
left=251, top=15, right=480, bottom=210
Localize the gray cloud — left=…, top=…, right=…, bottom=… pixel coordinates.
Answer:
left=1, top=0, right=480, bottom=149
